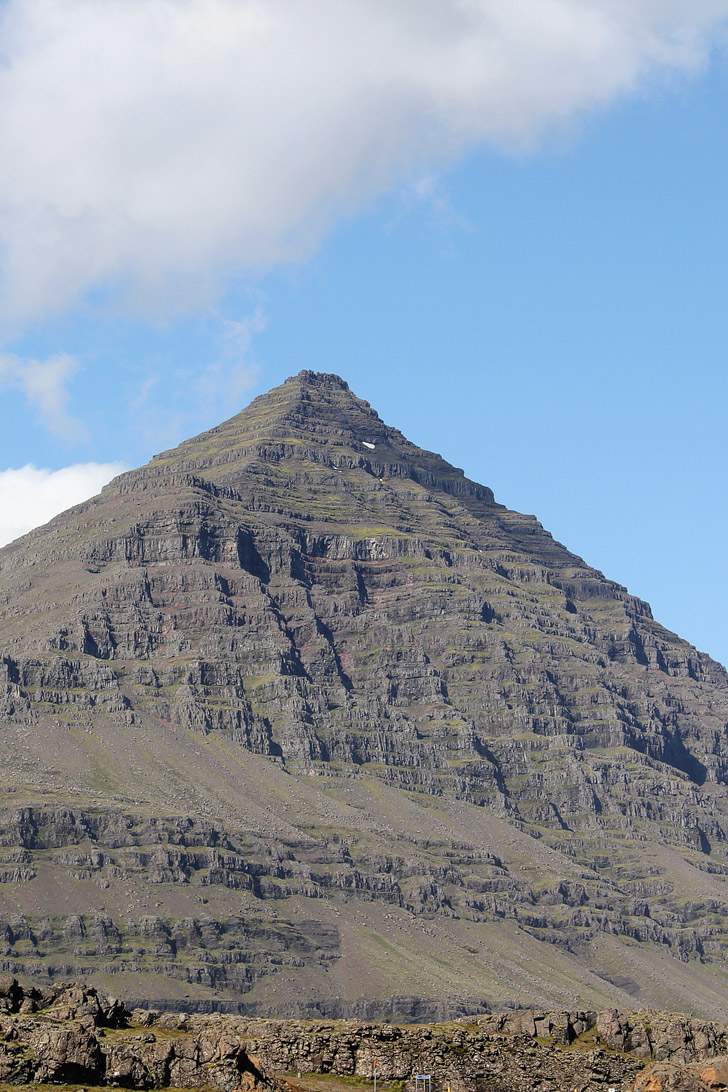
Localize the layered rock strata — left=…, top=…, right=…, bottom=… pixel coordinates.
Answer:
left=0, top=372, right=727, bottom=1011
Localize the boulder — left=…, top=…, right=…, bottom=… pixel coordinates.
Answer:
left=633, top=1062, right=710, bottom=1092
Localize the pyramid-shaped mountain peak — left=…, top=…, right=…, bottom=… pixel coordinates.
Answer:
left=148, top=367, right=393, bottom=468
left=1, top=372, right=728, bottom=1017
left=132, top=370, right=496, bottom=521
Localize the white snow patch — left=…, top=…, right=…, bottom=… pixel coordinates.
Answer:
left=362, top=441, right=375, bottom=450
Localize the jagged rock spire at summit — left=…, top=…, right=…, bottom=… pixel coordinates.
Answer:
left=0, top=371, right=728, bottom=1018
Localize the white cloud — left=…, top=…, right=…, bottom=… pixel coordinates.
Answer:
left=0, top=0, right=724, bottom=325
left=0, top=352, right=84, bottom=440
left=0, top=462, right=128, bottom=547
left=196, top=307, right=266, bottom=409
left=126, top=305, right=265, bottom=451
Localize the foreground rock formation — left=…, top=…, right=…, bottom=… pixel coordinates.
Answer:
left=0, top=979, right=288, bottom=1091
left=4, top=978, right=728, bottom=1092
left=1, top=371, right=728, bottom=1013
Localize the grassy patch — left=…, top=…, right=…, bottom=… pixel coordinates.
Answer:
left=0, top=1087, right=211, bottom=1092
left=286, top=1074, right=405, bottom=1092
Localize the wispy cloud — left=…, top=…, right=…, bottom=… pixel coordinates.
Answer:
left=128, top=306, right=266, bottom=451
left=0, top=0, right=724, bottom=327
left=196, top=307, right=266, bottom=412
left=0, top=352, right=83, bottom=440
left=0, top=462, right=128, bottom=547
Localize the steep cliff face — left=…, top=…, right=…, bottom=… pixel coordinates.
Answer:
left=1, top=371, right=728, bottom=1015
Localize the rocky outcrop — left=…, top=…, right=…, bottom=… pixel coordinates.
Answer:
left=595, top=1012, right=728, bottom=1063
left=0, top=979, right=293, bottom=1091
left=633, top=1063, right=713, bottom=1092
left=6, top=978, right=728, bottom=1092
left=631, top=1058, right=728, bottom=1092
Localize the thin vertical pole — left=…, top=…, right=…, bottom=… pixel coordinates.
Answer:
left=373, top=1058, right=377, bottom=1092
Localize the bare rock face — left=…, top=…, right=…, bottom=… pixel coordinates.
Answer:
left=633, top=1063, right=712, bottom=1092
left=8, top=976, right=728, bottom=1092
left=695, top=1058, right=728, bottom=1088
left=1, top=371, right=728, bottom=1014
left=0, top=978, right=694, bottom=1092
left=0, top=978, right=293, bottom=1091
left=632, top=1058, right=728, bottom=1092
left=596, top=1013, right=728, bottom=1064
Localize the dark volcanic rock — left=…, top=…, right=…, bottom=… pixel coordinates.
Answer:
left=1, top=371, right=728, bottom=1013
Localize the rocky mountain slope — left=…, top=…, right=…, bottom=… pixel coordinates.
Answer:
left=0, top=370, right=728, bottom=1015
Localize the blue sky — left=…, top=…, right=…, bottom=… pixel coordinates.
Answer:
left=1, top=1, right=727, bottom=667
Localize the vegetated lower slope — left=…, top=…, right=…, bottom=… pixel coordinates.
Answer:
left=0, top=370, right=727, bottom=1017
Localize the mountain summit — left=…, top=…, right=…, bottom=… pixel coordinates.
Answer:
left=1, top=371, right=728, bottom=1018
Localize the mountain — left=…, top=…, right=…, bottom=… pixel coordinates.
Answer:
left=1, top=369, right=728, bottom=1018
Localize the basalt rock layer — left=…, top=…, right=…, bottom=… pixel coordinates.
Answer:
left=1, top=371, right=728, bottom=1014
